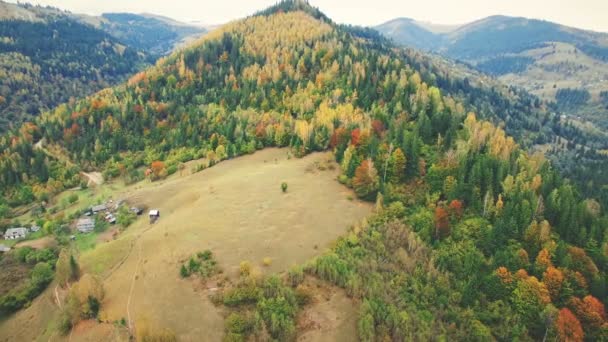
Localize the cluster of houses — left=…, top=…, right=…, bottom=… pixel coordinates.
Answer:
left=75, top=200, right=154, bottom=233
left=0, top=200, right=159, bottom=251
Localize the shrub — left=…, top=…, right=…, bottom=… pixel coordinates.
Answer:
left=116, top=206, right=136, bottom=228
left=68, top=194, right=79, bottom=204
left=225, top=312, right=254, bottom=335
left=287, top=266, right=304, bottom=287
left=180, top=265, right=190, bottom=278
left=239, top=261, right=252, bottom=276
left=262, top=257, right=272, bottom=266
left=281, top=182, right=288, bottom=193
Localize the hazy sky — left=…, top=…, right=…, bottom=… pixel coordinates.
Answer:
left=6, top=0, right=608, bottom=32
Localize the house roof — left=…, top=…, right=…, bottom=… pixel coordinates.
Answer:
left=5, top=227, right=28, bottom=236
left=77, top=218, right=95, bottom=226
left=92, top=204, right=107, bottom=211
left=149, top=209, right=159, bottom=216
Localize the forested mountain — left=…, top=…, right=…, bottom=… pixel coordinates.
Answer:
left=376, top=16, right=608, bottom=130
left=0, top=0, right=606, bottom=340
left=0, top=1, right=150, bottom=131
left=0, top=1, right=205, bottom=132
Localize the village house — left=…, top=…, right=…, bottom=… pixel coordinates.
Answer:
left=77, top=217, right=95, bottom=233
left=30, top=225, right=41, bottom=233
left=149, top=209, right=160, bottom=223
left=4, top=227, right=28, bottom=240
left=91, top=204, right=107, bottom=214
left=105, top=213, right=116, bottom=224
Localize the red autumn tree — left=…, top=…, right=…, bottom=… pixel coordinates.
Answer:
left=556, top=308, right=584, bottom=342
left=434, top=206, right=450, bottom=239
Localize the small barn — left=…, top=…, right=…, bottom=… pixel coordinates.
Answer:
left=77, top=218, right=95, bottom=233
left=131, top=207, right=143, bottom=215
left=4, top=227, right=28, bottom=240
left=149, top=209, right=160, bottom=223
left=91, top=204, right=107, bottom=214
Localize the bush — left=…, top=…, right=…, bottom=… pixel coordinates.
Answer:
left=68, top=194, right=79, bottom=204
left=180, top=250, right=219, bottom=279
left=166, top=164, right=178, bottom=176
left=281, top=182, right=288, bottom=193
left=225, top=312, right=254, bottom=334
left=117, top=206, right=136, bottom=228
left=180, top=265, right=189, bottom=278
left=287, top=266, right=304, bottom=287
left=262, top=257, right=272, bottom=266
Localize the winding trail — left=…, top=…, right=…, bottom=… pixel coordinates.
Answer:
left=54, top=284, right=62, bottom=309
left=126, top=235, right=143, bottom=334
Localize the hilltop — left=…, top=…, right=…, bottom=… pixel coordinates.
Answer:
left=0, top=1, right=606, bottom=341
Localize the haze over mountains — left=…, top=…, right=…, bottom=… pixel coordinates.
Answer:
left=376, top=15, right=608, bottom=129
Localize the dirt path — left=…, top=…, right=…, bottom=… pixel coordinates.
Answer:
left=82, top=171, right=103, bottom=186
left=126, top=237, right=142, bottom=334
left=54, top=284, right=62, bottom=309
left=15, top=236, right=56, bottom=249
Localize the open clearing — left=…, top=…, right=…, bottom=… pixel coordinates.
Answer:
left=297, top=278, right=359, bottom=342
left=0, top=148, right=370, bottom=341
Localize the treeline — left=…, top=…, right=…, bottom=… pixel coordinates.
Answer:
left=555, top=88, right=591, bottom=110
left=0, top=247, right=57, bottom=317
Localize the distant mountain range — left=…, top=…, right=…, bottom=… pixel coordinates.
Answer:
left=376, top=15, right=608, bottom=129
left=0, top=1, right=206, bottom=131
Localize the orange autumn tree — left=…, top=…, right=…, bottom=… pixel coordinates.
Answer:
left=352, top=159, right=379, bottom=201
left=448, top=199, right=464, bottom=219
left=556, top=308, right=584, bottom=342
left=150, top=161, right=167, bottom=181
left=542, top=266, right=564, bottom=302
left=434, top=206, right=450, bottom=239
left=569, top=295, right=607, bottom=331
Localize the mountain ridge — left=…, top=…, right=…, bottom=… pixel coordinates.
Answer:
left=0, top=2, right=606, bottom=340
left=376, top=14, right=608, bottom=131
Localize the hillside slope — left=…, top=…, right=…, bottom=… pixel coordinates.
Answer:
left=376, top=16, right=608, bottom=129
left=0, top=1, right=606, bottom=340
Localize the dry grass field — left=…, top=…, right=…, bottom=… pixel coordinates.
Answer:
left=0, top=148, right=370, bottom=341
